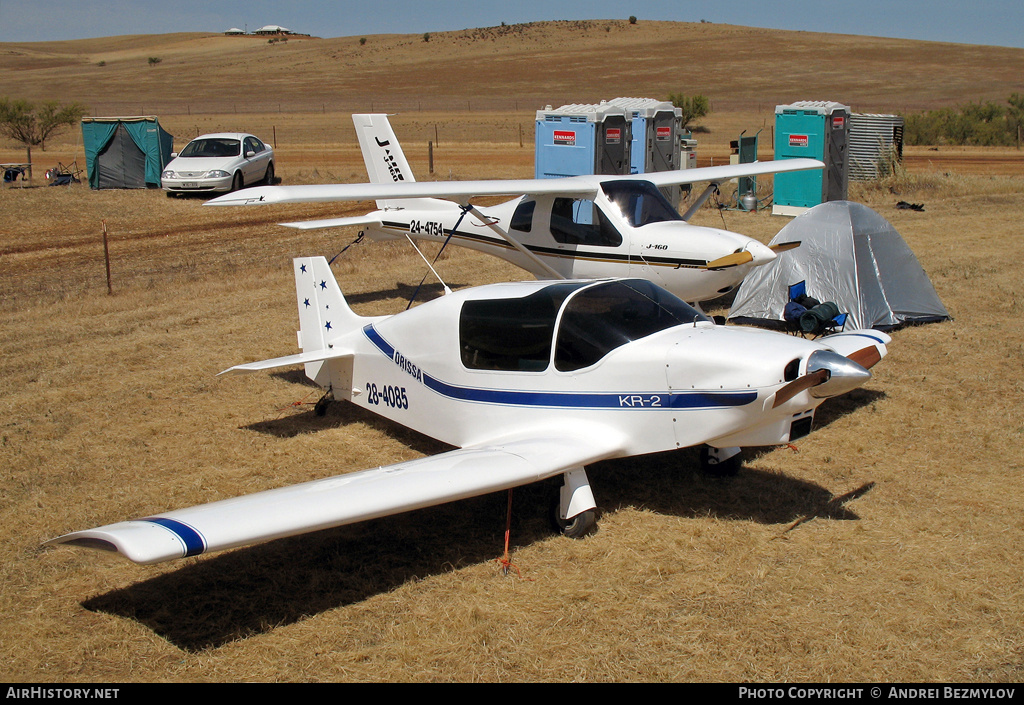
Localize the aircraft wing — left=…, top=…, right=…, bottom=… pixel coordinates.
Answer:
left=203, top=159, right=823, bottom=207
left=44, top=432, right=625, bottom=565
left=639, top=158, right=823, bottom=188
left=817, top=329, right=892, bottom=369
left=204, top=178, right=600, bottom=206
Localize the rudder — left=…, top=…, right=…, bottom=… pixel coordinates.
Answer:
left=294, top=256, right=361, bottom=351
left=353, top=114, right=416, bottom=209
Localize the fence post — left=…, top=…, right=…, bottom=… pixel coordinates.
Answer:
left=102, top=220, right=112, bottom=295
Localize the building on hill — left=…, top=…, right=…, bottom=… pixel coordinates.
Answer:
left=224, top=28, right=246, bottom=35
left=254, top=25, right=291, bottom=35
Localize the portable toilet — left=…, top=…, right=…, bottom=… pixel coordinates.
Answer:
left=772, top=101, right=850, bottom=216
left=605, top=97, right=683, bottom=175
left=535, top=102, right=631, bottom=179
left=81, top=116, right=174, bottom=189
left=607, top=97, right=684, bottom=206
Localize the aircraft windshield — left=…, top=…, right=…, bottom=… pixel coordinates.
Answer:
left=601, top=180, right=684, bottom=228
left=555, top=279, right=707, bottom=372
left=179, top=138, right=241, bottom=158
left=460, top=283, right=586, bottom=371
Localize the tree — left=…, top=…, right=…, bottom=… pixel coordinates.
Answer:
left=0, top=97, right=87, bottom=181
left=667, top=93, right=710, bottom=131
left=1009, top=93, right=1024, bottom=148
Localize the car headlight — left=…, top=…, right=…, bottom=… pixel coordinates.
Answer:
left=162, top=170, right=176, bottom=179
left=203, top=170, right=230, bottom=179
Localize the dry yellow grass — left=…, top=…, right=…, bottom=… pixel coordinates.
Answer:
left=2, top=22, right=1024, bottom=683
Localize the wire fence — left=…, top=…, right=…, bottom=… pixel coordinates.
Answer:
left=83, top=97, right=545, bottom=118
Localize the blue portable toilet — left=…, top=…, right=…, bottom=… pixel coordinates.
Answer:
left=772, top=101, right=850, bottom=216
left=535, top=102, right=631, bottom=180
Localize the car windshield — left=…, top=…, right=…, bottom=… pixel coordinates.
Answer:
left=179, top=138, right=241, bottom=158
left=554, top=279, right=707, bottom=371
left=601, top=180, right=684, bottom=227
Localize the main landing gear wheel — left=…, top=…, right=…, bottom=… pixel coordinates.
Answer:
left=700, top=445, right=742, bottom=477
left=551, top=467, right=598, bottom=538
left=552, top=503, right=597, bottom=539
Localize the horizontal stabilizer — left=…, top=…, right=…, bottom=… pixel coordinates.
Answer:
left=44, top=432, right=625, bottom=564
left=280, top=215, right=383, bottom=231
left=217, top=347, right=353, bottom=376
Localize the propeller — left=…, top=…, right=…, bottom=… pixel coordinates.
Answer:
left=704, top=250, right=754, bottom=270
left=846, top=345, right=882, bottom=370
left=772, top=369, right=829, bottom=408
left=771, top=350, right=872, bottom=408
left=769, top=241, right=801, bottom=254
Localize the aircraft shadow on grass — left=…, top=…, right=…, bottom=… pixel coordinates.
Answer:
left=340, top=280, right=461, bottom=309
left=81, top=414, right=879, bottom=652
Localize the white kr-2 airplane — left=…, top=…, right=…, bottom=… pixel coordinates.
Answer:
left=46, top=259, right=889, bottom=564
left=206, top=114, right=823, bottom=305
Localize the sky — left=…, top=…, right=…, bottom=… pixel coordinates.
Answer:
left=1, top=0, right=1023, bottom=49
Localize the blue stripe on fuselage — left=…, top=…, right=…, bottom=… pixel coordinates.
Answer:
left=362, top=324, right=755, bottom=410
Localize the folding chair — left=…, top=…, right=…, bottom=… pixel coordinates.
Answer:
left=784, top=280, right=848, bottom=338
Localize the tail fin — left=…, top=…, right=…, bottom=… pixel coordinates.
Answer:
left=294, top=256, right=363, bottom=386
left=295, top=256, right=361, bottom=350
left=353, top=113, right=448, bottom=212
left=219, top=257, right=360, bottom=382
left=354, top=113, right=417, bottom=210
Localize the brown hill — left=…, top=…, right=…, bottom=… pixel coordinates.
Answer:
left=2, top=20, right=1021, bottom=117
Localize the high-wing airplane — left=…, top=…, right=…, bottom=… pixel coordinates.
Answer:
left=205, top=114, right=823, bottom=305
left=45, top=257, right=889, bottom=565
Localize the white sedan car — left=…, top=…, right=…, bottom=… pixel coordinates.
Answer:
left=161, top=132, right=275, bottom=196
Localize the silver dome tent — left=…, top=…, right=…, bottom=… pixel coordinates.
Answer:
left=728, top=201, right=950, bottom=331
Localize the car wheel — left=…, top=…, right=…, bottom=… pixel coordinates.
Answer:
left=231, top=172, right=243, bottom=192
left=263, top=162, right=275, bottom=185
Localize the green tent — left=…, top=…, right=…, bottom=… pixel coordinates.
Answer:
left=81, top=116, right=174, bottom=189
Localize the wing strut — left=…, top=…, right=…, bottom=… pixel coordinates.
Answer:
left=464, top=204, right=566, bottom=280
left=405, top=206, right=469, bottom=309
left=680, top=183, right=721, bottom=222
left=403, top=234, right=452, bottom=297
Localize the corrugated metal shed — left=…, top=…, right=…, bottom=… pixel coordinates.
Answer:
left=849, top=113, right=905, bottom=180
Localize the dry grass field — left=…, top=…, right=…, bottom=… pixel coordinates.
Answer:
left=2, top=21, right=1023, bottom=683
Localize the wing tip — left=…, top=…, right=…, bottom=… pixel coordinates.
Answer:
left=43, top=520, right=196, bottom=565
left=205, top=186, right=279, bottom=206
